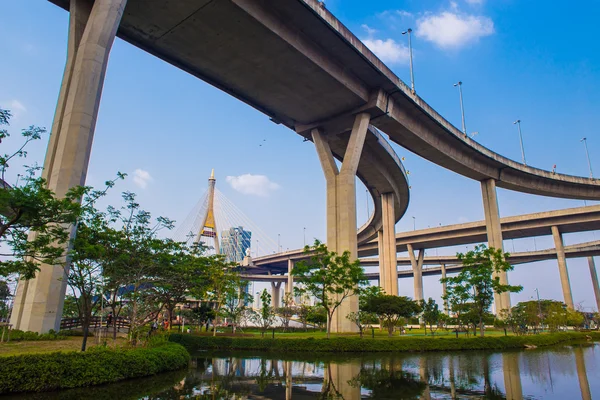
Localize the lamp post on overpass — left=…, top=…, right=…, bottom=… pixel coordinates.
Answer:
left=581, top=137, right=594, bottom=178
left=402, top=28, right=415, bottom=93
left=513, top=120, right=527, bottom=165
left=453, top=81, right=466, bottom=135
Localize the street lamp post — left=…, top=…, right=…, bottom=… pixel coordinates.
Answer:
left=581, top=137, right=594, bottom=178
left=453, top=81, right=466, bottom=134
left=412, top=216, right=416, bottom=231
left=402, top=28, right=415, bottom=93
left=513, top=119, right=527, bottom=165
left=278, top=233, right=281, bottom=253
left=303, top=227, right=306, bottom=247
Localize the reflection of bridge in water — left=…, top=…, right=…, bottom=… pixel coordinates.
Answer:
left=173, top=345, right=595, bottom=399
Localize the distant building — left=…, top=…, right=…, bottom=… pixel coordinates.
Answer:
left=220, top=226, right=252, bottom=263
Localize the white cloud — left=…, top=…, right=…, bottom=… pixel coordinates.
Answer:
left=132, top=168, right=153, bottom=189
left=362, top=38, right=410, bottom=64
left=226, top=174, right=280, bottom=197
left=361, top=24, right=377, bottom=37
left=396, top=10, right=413, bottom=17
left=1, top=100, right=26, bottom=120
left=416, top=11, right=494, bottom=49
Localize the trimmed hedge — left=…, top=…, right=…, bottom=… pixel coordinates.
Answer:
left=5, top=329, right=66, bottom=341
left=0, top=342, right=190, bottom=394
left=170, top=331, right=600, bottom=354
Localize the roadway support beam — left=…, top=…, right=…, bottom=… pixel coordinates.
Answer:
left=441, top=264, right=449, bottom=315
left=379, top=192, right=398, bottom=295
left=551, top=225, right=574, bottom=309
left=11, top=0, right=127, bottom=333
left=481, top=178, right=510, bottom=313
left=271, top=282, right=282, bottom=309
left=588, top=257, right=600, bottom=312
left=311, top=112, right=370, bottom=333
left=407, top=244, right=424, bottom=301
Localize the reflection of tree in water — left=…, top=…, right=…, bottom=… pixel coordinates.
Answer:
left=346, top=363, right=426, bottom=399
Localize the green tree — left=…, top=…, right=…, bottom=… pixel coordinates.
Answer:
left=297, top=303, right=311, bottom=331
left=346, top=286, right=380, bottom=337
left=251, top=289, right=276, bottom=337
left=293, top=240, right=367, bottom=338
left=363, top=294, right=422, bottom=336
left=276, top=293, right=295, bottom=332
left=0, top=280, right=10, bottom=320
left=199, top=254, right=239, bottom=336
left=421, top=298, right=441, bottom=335
left=441, top=245, right=522, bottom=337
left=306, top=305, right=327, bottom=329
left=220, top=281, right=251, bottom=334
left=191, top=303, right=216, bottom=332
left=0, top=109, right=88, bottom=279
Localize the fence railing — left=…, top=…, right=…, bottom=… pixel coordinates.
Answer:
left=60, top=316, right=130, bottom=331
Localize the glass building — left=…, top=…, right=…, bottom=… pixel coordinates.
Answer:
left=220, top=226, right=252, bottom=263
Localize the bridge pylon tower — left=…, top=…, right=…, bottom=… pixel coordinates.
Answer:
left=194, top=169, right=219, bottom=253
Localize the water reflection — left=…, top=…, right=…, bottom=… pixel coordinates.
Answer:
left=4, top=343, right=598, bottom=399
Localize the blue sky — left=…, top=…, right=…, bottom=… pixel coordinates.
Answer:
left=1, top=0, right=599, bottom=311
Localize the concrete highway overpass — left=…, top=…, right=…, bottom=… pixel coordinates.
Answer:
left=13, top=0, right=600, bottom=333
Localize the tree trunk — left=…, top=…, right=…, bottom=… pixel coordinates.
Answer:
left=326, top=313, right=332, bottom=339
left=479, top=318, right=485, bottom=337
left=388, top=321, right=394, bottom=337
left=81, top=317, right=89, bottom=352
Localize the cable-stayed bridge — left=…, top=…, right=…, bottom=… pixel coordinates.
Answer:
left=173, top=170, right=279, bottom=262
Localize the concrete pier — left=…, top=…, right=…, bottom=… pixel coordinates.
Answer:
left=286, top=260, right=294, bottom=299
left=481, top=178, right=510, bottom=313
left=271, top=282, right=282, bottom=309
left=407, top=244, right=424, bottom=301
left=380, top=192, right=398, bottom=295
left=441, top=263, right=449, bottom=315
left=312, top=112, right=370, bottom=332
left=588, top=256, right=600, bottom=311
left=551, top=225, right=574, bottom=309
left=11, top=0, right=127, bottom=333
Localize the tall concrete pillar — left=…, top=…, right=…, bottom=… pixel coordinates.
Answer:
left=551, top=225, right=574, bottom=309
left=587, top=257, right=600, bottom=312
left=311, top=113, right=370, bottom=333
left=481, top=178, right=510, bottom=312
left=407, top=244, right=424, bottom=301
left=271, top=282, right=282, bottom=309
left=380, top=192, right=398, bottom=295
left=377, top=230, right=387, bottom=290
left=11, top=0, right=128, bottom=333
left=441, top=264, right=449, bottom=315
left=286, top=259, right=294, bottom=300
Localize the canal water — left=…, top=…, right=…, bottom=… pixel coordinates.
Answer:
left=9, top=342, right=599, bottom=399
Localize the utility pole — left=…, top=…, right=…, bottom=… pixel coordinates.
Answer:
left=453, top=81, right=466, bottom=134
left=581, top=137, right=594, bottom=178
left=402, top=28, right=415, bottom=93
left=513, top=120, right=527, bottom=165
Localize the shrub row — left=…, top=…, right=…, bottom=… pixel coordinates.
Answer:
left=4, top=329, right=66, bottom=341
left=170, top=331, right=600, bottom=354
left=0, top=342, right=190, bottom=394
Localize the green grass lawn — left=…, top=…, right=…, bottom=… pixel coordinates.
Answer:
left=0, top=336, right=127, bottom=357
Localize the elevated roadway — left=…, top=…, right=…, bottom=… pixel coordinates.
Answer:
left=49, top=0, right=600, bottom=199
left=242, top=240, right=600, bottom=282
left=250, top=205, right=600, bottom=272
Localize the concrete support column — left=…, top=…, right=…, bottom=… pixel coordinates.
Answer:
left=377, top=230, right=386, bottom=289
left=441, top=264, right=449, bottom=315
left=380, top=192, right=398, bottom=295
left=286, top=259, right=294, bottom=300
left=271, top=282, right=282, bottom=309
left=587, top=256, right=600, bottom=312
left=311, top=113, right=370, bottom=333
left=407, top=244, right=424, bottom=301
left=481, top=178, right=510, bottom=312
left=551, top=225, right=574, bottom=309
left=11, top=0, right=128, bottom=333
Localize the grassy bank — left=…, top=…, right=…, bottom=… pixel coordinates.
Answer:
left=170, top=331, right=600, bottom=353
left=0, top=342, right=190, bottom=394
